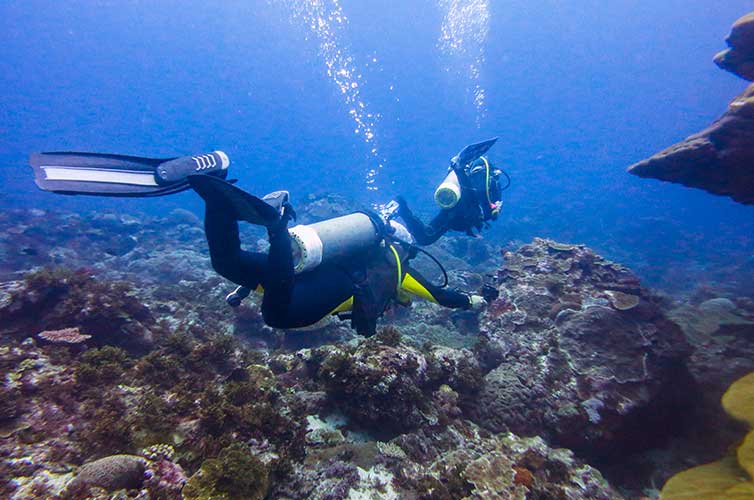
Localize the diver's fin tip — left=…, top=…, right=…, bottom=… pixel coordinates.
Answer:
left=29, top=151, right=228, bottom=197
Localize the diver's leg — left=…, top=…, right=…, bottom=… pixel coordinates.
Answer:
left=203, top=202, right=265, bottom=288
left=261, top=217, right=296, bottom=306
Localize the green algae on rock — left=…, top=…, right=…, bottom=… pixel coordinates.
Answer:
left=183, top=444, right=269, bottom=500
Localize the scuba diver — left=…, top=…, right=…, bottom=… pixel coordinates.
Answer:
left=392, top=138, right=509, bottom=245
left=29, top=150, right=486, bottom=336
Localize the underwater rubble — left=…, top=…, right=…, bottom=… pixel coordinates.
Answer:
left=0, top=206, right=753, bottom=499
left=628, top=11, right=754, bottom=205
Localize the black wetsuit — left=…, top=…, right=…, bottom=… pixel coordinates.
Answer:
left=398, top=193, right=484, bottom=245
left=204, top=203, right=471, bottom=336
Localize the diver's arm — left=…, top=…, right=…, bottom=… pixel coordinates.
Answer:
left=401, top=266, right=473, bottom=309
left=396, top=197, right=451, bottom=245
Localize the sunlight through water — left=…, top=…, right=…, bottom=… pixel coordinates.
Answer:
left=276, top=0, right=386, bottom=191
left=437, top=0, right=490, bottom=127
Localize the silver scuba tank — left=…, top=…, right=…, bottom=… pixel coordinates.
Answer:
left=434, top=169, right=462, bottom=209
left=288, top=213, right=381, bottom=274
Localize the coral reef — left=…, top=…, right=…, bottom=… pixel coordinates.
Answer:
left=2, top=200, right=751, bottom=499
left=0, top=268, right=157, bottom=353
left=308, top=330, right=482, bottom=434
left=143, top=457, right=188, bottom=500
left=277, top=420, right=624, bottom=499
left=183, top=443, right=269, bottom=500
left=471, top=238, right=692, bottom=460
left=670, top=297, right=754, bottom=396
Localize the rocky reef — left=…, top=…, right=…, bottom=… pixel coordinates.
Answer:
left=714, top=12, right=754, bottom=81
left=471, top=239, right=692, bottom=461
left=281, top=419, right=623, bottom=500
left=1, top=203, right=753, bottom=499
left=0, top=312, right=621, bottom=499
left=628, top=12, right=754, bottom=205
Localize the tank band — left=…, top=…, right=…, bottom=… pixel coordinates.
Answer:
left=289, top=224, right=324, bottom=273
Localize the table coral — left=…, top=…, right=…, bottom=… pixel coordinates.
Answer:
left=37, top=327, right=92, bottom=345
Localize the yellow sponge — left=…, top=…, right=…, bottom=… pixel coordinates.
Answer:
left=660, top=372, right=754, bottom=500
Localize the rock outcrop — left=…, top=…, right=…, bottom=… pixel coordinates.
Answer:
left=471, top=239, right=692, bottom=459
left=627, top=12, right=754, bottom=205
left=628, top=84, right=754, bottom=204
left=279, top=420, right=624, bottom=500
left=714, top=12, right=754, bottom=81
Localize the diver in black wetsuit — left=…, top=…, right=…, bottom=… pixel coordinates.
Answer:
left=27, top=148, right=488, bottom=336
left=190, top=175, right=485, bottom=337
left=395, top=155, right=505, bottom=245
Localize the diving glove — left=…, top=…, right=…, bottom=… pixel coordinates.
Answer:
left=468, top=294, right=487, bottom=310
left=226, top=285, right=251, bottom=307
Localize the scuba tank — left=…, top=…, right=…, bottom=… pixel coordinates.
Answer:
left=226, top=215, right=416, bottom=306
left=288, top=213, right=382, bottom=274
left=432, top=138, right=499, bottom=211
left=434, top=170, right=462, bottom=209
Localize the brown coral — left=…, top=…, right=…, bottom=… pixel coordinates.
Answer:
left=604, top=290, right=640, bottom=311
left=38, top=327, right=91, bottom=345
left=513, top=466, right=534, bottom=488
left=65, top=454, right=146, bottom=493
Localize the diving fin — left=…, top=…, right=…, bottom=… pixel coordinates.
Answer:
left=187, top=174, right=280, bottom=227
left=450, top=137, right=498, bottom=170
left=29, top=151, right=230, bottom=197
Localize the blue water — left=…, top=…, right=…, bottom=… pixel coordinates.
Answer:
left=1, top=0, right=752, bottom=291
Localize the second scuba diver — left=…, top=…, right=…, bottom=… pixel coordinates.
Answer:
left=29, top=150, right=487, bottom=337
left=393, top=138, right=508, bottom=245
